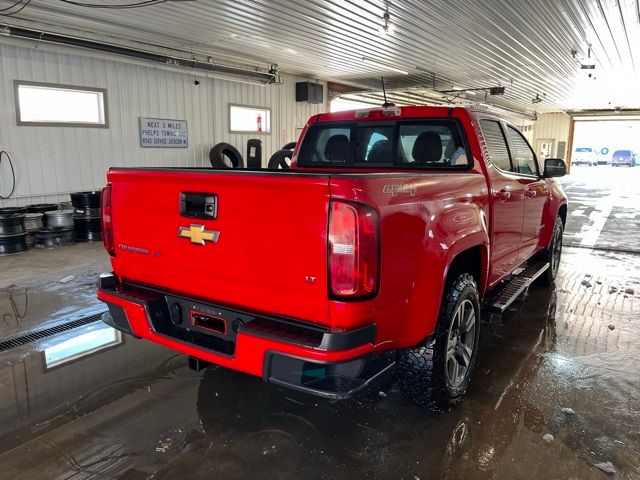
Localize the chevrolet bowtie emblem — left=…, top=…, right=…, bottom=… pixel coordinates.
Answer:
left=178, top=224, right=220, bottom=245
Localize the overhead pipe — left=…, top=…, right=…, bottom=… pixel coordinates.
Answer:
left=6, top=26, right=281, bottom=85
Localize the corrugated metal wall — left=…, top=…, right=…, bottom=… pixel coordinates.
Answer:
left=0, top=43, right=326, bottom=207
left=533, top=112, right=573, bottom=159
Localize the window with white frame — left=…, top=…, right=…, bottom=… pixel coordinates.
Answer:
left=229, top=104, right=271, bottom=133
left=15, top=81, right=108, bottom=127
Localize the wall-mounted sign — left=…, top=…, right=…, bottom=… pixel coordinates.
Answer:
left=536, top=139, right=554, bottom=159
left=139, top=117, right=188, bottom=148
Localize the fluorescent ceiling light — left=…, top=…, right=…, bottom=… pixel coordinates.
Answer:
left=362, top=57, right=408, bottom=75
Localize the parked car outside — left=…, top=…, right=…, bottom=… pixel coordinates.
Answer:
left=572, top=147, right=597, bottom=166
left=611, top=149, right=637, bottom=167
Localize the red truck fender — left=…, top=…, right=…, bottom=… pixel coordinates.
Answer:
left=396, top=200, right=490, bottom=349
left=537, top=180, right=568, bottom=250
left=442, top=235, right=491, bottom=297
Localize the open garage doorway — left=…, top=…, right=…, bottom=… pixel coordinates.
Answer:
left=572, top=118, right=640, bottom=167
left=562, top=115, right=640, bottom=253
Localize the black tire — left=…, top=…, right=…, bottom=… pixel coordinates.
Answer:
left=267, top=149, right=293, bottom=169
left=397, top=274, right=480, bottom=410
left=209, top=142, right=244, bottom=169
left=536, top=216, right=563, bottom=285
left=281, top=141, right=297, bottom=151
left=246, top=139, right=262, bottom=168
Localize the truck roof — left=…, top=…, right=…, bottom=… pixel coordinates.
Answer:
left=315, top=105, right=493, bottom=123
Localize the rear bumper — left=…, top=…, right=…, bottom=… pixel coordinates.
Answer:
left=97, top=273, right=390, bottom=399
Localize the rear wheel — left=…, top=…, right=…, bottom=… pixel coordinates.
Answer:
left=397, top=274, right=480, bottom=410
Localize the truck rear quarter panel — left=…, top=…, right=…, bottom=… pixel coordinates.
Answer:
left=329, top=168, right=490, bottom=350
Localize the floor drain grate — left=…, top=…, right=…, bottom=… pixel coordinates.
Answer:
left=564, top=244, right=640, bottom=255
left=0, top=311, right=107, bottom=353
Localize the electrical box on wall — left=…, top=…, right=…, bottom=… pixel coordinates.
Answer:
left=296, top=82, right=323, bottom=104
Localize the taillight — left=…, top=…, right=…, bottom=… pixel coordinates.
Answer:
left=101, top=184, right=115, bottom=256
left=328, top=201, right=379, bottom=298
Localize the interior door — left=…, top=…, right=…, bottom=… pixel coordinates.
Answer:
left=479, top=119, right=525, bottom=286
left=506, top=125, right=548, bottom=262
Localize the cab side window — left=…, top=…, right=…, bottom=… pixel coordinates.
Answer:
left=507, top=126, right=538, bottom=176
left=479, top=119, right=513, bottom=172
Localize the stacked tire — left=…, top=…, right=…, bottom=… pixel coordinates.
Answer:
left=0, top=207, right=27, bottom=255
left=70, top=191, right=102, bottom=242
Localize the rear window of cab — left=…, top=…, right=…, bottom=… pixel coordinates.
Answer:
left=297, top=119, right=470, bottom=169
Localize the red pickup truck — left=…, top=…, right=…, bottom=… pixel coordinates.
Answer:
left=97, top=106, right=567, bottom=409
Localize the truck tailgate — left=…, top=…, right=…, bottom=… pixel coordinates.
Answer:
left=107, top=169, right=331, bottom=324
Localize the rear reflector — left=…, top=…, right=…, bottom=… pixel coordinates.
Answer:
left=101, top=184, right=115, bottom=256
left=328, top=201, right=379, bottom=298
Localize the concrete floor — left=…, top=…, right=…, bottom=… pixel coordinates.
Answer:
left=0, top=243, right=109, bottom=337
left=0, top=166, right=639, bottom=479
left=560, top=165, right=640, bottom=252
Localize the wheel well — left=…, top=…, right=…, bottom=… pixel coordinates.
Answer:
left=558, top=204, right=567, bottom=227
left=445, top=245, right=483, bottom=292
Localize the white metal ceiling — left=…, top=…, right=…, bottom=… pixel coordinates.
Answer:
left=1, top=0, right=639, bottom=114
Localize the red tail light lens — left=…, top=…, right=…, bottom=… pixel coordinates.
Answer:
left=329, top=201, right=379, bottom=298
left=101, top=184, right=115, bottom=256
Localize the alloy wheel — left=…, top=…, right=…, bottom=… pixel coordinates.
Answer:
left=551, top=226, right=562, bottom=277
left=445, top=299, right=477, bottom=389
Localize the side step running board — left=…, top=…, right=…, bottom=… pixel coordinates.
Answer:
left=483, top=262, right=550, bottom=313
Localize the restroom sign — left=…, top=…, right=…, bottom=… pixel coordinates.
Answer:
left=139, top=117, right=188, bottom=148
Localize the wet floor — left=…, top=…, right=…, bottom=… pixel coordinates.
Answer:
left=1, top=168, right=639, bottom=479
left=0, top=248, right=638, bottom=480
left=0, top=243, right=110, bottom=337
left=561, top=165, right=640, bottom=252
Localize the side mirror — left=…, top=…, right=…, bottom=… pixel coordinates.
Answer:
left=543, top=158, right=566, bottom=178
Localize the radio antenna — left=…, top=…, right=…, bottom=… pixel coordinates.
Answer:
left=381, top=77, right=395, bottom=107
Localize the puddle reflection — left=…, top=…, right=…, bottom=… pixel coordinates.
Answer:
left=43, top=323, right=121, bottom=369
